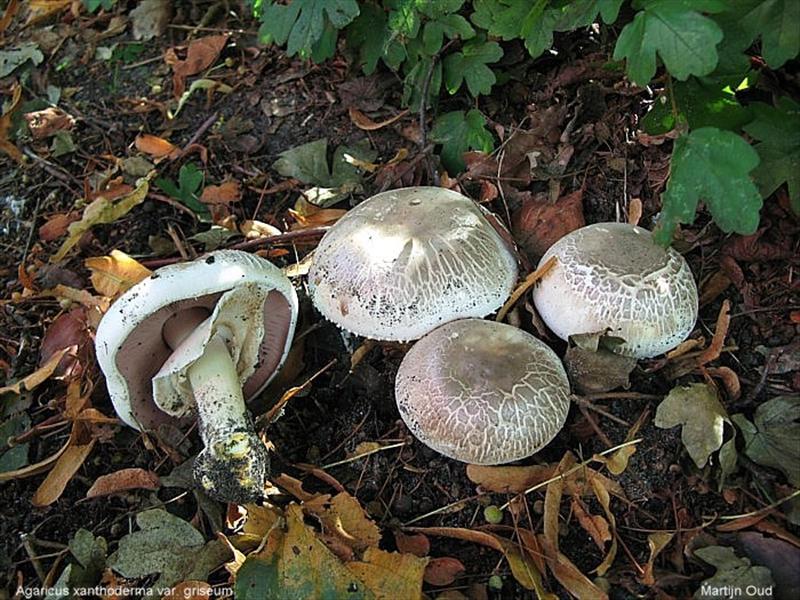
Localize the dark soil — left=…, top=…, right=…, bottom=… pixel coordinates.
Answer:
left=1, top=3, right=798, bottom=600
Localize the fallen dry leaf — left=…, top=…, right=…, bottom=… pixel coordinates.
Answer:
left=52, top=177, right=150, bottom=262
left=39, top=307, right=90, bottom=379
left=85, top=250, right=152, bottom=298
left=627, top=197, right=643, bottom=226
left=538, top=536, right=609, bottom=600
left=165, top=34, right=228, bottom=99
left=512, top=189, right=585, bottom=260
left=0, top=0, right=19, bottom=34
left=39, top=211, right=81, bottom=241
left=394, top=531, right=430, bottom=557
left=86, top=468, right=160, bottom=498
left=698, top=299, right=731, bottom=366
left=23, top=107, right=75, bottom=139
left=32, top=434, right=96, bottom=507
left=640, top=532, right=674, bottom=585
left=571, top=497, right=611, bottom=551
left=0, top=83, right=23, bottom=162
left=423, top=557, right=465, bottom=586
left=200, top=180, right=241, bottom=205
left=26, top=0, right=70, bottom=24
left=467, top=463, right=554, bottom=494
left=0, top=347, right=71, bottom=396
left=348, top=107, right=408, bottom=131
left=135, top=133, right=180, bottom=160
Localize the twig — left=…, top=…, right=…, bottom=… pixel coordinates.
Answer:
left=21, top=534, right=47, bottom=584
left=321, top=441, right=407, bottom=470
left=256, top=358, right=337, bottom=428
left=175, top=112, right=219, bottom=160
left=496, top=256, right=557, bottom=322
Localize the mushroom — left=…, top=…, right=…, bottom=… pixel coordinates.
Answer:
left=532, top=222, right=698, bottom=359
left=95, top=250, right=298, bottom=503
left=307, top=187, right=518, bottom=341
left=395, top=319, right=570, bottom=464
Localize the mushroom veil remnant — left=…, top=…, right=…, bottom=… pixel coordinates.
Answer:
left=95, top=250, right=298, bottom=503
left=308, top=186, right=518, bottom=341
left=532, top=222, right=699, bottom=359
left=395, top=319, right=570, bottom=464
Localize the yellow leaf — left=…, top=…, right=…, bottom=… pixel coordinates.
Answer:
left=85, top=250, right=152, bottom=298
left=52, top=177, right=150, bottom=262
left=304, top=491, right=382, bottom=550
left=26, top=0, right=70, bottom=24
left=0, top=83, right=23, bottom=162
left=31, top=437, right=96, bottom=506
left=641, top=532, right=674, bottom=585
left=0, top=347, right=70, bottom=396
left=347, top=547, right=427, bottom=600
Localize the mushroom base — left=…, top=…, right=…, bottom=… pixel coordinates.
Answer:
left=193, top=431, right=270, bottom=504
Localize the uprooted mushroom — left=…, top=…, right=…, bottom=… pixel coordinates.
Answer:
left=95, top=250, right=298, bottom=503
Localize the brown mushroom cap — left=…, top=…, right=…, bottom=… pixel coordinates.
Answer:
left=395, top=319, right=570, bottom=464
left=95, top=250, right=298, bottom=431
left=307, top=187, right=518, bottom=341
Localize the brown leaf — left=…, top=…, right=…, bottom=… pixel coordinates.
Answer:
left=538, top=536, right=609, bottom=600
left=707, top=366, right=741, bottom=401
left=26, top=0, right=70, bottom=24
left=640, top=532, right=674, bottom=585
left=39, top=211, right=81, bottom=241
left=697, top=299, right=731, bottom=366
left=85, top=468, right=160, bottom=498
left=200, top=180, right=241, bottom=205
left=571, top=497, right=611, bottom=551
left=84, top=250, right=152, bottom=298
left=424, top=557, right=465, bottom=586
left=32, top=435, right=96, bottom=506
left=134, top=133, right=180, bottom=160
left=23, top=107, right=75, bottom=139
left=348, top=107, right=408, bottom=131
left=0, top=0, right=20, bottom=34
left=0, top=347, right=71, bottom=396
left=394, top=531, right=430, bottom=557
left=699, top=271, right=732, bottom=307
left=466, top=463, right=554, bottom=494
left=627, top=198, right=643, bottom=226
left=511, top=189, right=584, bottom=261
left=166, top=34, right=228, bottom=98
left=544, top=452, right=574, bottom=552
left=0, top=84, right=23, bottom=162
left=39, top=307, right=90, bottom=379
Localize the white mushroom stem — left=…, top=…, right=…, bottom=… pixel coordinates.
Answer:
left=186, top=328, right=270, bottom=503
left=154, top=313, right=270, bottom=503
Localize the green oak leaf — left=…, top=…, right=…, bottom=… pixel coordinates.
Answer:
left=430, top=109, right=495, bottom=173
left=738, top=0, right=800, bottom=68
left=641, top=78, right=753, bottom=135
left=743, top=98, right=800, bottom=214
left=443, top=39, right=503, bottom=96
left=732, top=396, right=800, bottom=487
left=693, top=546, right=774, bottom=600
left=259, top=0, right=359, bottom=59
left=654, top=127, right=761, bottom=245
left=613, top=0, right=724, bottom=85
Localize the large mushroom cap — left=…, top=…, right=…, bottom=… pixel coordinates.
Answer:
left=307, top=187, right=518, bottom=341
left=395, top=319, right=570, bottom=464
left=95, top=250, right=299, bottom=431
left=532, top=222, right=698, bottom=359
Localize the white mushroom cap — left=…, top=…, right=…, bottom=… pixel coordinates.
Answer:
left=395, top=319, right=570, bottom=464
left=532, top=222, right=698, bottom=359
left=95, top=250, right=299, bottom=431
left=307, top=187, right=518, bottom=341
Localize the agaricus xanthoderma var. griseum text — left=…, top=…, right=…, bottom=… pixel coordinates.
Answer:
left=95, top=250, right=298, bottom=503
left=532, top=222, right=698, bottom=359
left=395, top=319, right=571, bottom=464
left=307, top=186, right=518, bottom=341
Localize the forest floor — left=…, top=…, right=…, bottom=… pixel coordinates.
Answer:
left=0, top=2, right=798, bottom=600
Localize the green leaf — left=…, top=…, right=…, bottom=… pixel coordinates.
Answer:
left=743, top=98, right=800, bottom=213
left=737, top=0, right=800, bottom=68
left=430, top=109, right=495, bottom=173
left=521, top=3, right=558, bottom=58
left=654, top=383, right=731, bottom=468
left=272, top=138, right=377, bottom=202
left=0, top=412, right=30, bottom=472
left=259, top=0, right=359, bottom=58
left=108, top=509, right=228, bottom=588
left=423, top=14, right=475, bottom=54
left=388, top=0, right=422, bottom=37
left=83, top=0, right=116, bottom=13
left=693, top=546, right=774, bottom=600
left=346, top=3, right=393, bottom=74
left=155, top=163, right=209, bottom=219
left=471, top=0, right=532, bottom=41
left=443, top=39, right=503, bottom=96
left=641, top=78, right=753, bottom=135
left=655, top=127, right=761, bottom=244
left=0, top=43, right=44, bottom=78
left=598, top=0, right=624, bottom=23
left=613, top=1, right=724, bottom=85
left=732, top=396, right=800, bottom=487
left=552, top=0, right=600, bottom=32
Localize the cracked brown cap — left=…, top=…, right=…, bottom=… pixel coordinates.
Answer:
left=395, top=319, right=570, bottom=464
left=532, top=222, right=698, bottom=358
left=307, top=187, right=518, bottom=341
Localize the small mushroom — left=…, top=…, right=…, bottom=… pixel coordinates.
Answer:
left=308, top=187, right=518, bottom=341
left=395, top=319, right=570, bottom=464
left=95, top=250, right=298, bottom=503
left=532, top=222, right=698, bottom=359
